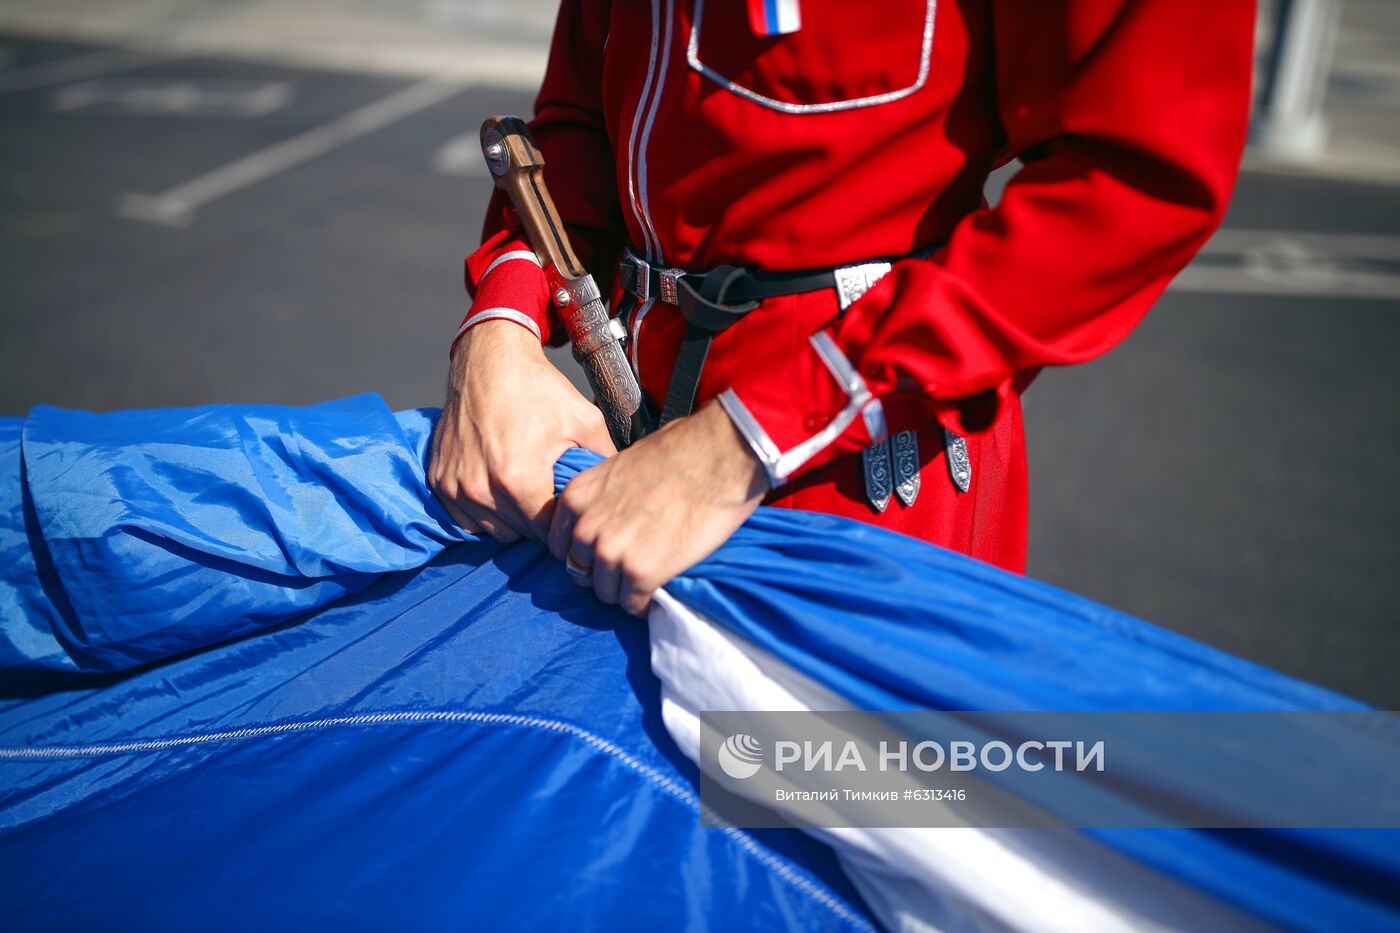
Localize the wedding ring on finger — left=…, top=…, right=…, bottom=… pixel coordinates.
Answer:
left=565, top=553, right=593, bottom=582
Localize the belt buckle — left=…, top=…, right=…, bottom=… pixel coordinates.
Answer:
left=627, top=253, right=652, bottom=303
left=659, top=267, right=683, bottom=305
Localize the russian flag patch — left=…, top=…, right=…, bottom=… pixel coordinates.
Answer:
left=747, top=0, right=801, bottom=36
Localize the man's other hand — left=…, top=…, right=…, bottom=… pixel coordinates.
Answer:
left=547, top=401, right=768, bottom=616
left=430, top=320, right=616, bottom=542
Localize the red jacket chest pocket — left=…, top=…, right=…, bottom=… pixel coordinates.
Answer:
left=686, top=0, right=935, bottom=113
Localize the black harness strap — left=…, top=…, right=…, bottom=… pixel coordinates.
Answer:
left=658, top=265, right=757, bottom=426
left=621, top=251, right=905, bottom=425
left=620, top=246, right=934, bottom=427
left=620, top=258, right=838, bottom=309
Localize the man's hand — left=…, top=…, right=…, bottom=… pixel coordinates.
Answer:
left=547, top=401, right=768, bottom=616
left=430, top=320, right=616, bottom=541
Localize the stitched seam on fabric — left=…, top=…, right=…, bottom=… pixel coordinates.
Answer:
left=714, top=817, right=871, bottom=931
left=0, top=710, right=872, bottom=930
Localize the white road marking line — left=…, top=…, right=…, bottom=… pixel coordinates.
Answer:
left=0, top=20, right=547, bottom=89
left=1173, top=265, right=1400, bottom=300
left=117, top=74, right=474, bottom=227
left=50, top=78, right=293, bottom=117
left=432, top=131, right=491, bottom=176
left=1200, top=229, right=1400, bottom=262
left=1175, top=229, right=1400, bottom=300
left=0, top=47, right=177, bottom=95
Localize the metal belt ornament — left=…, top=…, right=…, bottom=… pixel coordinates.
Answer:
left=835, top=265, right=972, bottom=511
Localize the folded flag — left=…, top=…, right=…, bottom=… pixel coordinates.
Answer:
left=1, top=396, right=1395, bottom=932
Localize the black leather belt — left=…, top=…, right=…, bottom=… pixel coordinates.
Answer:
left=620, top=251, right=841, bottom=310
left=619, top=250, right=869, bottom=426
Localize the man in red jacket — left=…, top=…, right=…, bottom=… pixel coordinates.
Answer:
left=430, top=0, right=1254, bottom=615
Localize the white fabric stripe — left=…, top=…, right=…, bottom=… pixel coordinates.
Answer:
left=773, top=390, right=871, bottom=482
left=635, top=0, right=675, bottom=264
left=647, top=591, right=1264, bottom=933
left=626, top=0, right=663, bottom=261
left=861, top=398, right=888, bottom=446
left=775, top=0, right=802, bottom=34
left=454, top=307, right=542, bottom=342
left=766, top=333, right=877, bottom=480
left=810, top=331, right=866, bottom=396
left=480, top=249, right=541, bottom=282
left=717, top=389, right=784, bottom=487
left=717, top=359, right=878, bottom=487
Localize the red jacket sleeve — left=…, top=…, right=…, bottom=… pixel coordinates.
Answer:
left=455, top=0, right=624, bottom=353
left=720, top=0, right=1253, bottom=486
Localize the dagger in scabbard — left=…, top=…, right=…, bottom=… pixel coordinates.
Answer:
left=479, top=116, right=647, bottom=450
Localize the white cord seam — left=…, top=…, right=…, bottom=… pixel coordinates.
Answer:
left=0, top=708, right=873, bottom=930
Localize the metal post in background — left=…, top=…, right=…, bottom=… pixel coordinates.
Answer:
left=1252, top=0, right=1344, bottom=162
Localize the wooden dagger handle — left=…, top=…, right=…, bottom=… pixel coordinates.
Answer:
left=478, top=115, right=648, bottom=450
left=479, top=116, right=584, bottom=279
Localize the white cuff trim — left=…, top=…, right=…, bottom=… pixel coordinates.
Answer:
left=453, top=307, right=542, bottom=344
left=479, top=249, right=542, bottom=283
left=861, top=398, right=888, bottom=446
left=717, top=389, right=783, bottom=488
left=718, top=333, right=880, bottom=487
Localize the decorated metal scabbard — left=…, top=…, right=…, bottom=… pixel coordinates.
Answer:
left=480, top=116, right=644, bottom=449
left=545, top=266, right=643, bottom=449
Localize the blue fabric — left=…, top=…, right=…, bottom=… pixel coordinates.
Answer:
left=660, top=468, right=1400, bottom=931
left=13, top=399, right=469, bottom=671
left=0, top=543, right=870, bottom=930
left=0, top=401, right=871, bottom=930
left=1, top=394, right=1396, bottom=931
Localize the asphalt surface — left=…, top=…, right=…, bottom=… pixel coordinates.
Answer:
left=2, top=36, right=1397, bottom=706
left=1026, top=172, right=1400, bottom=709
